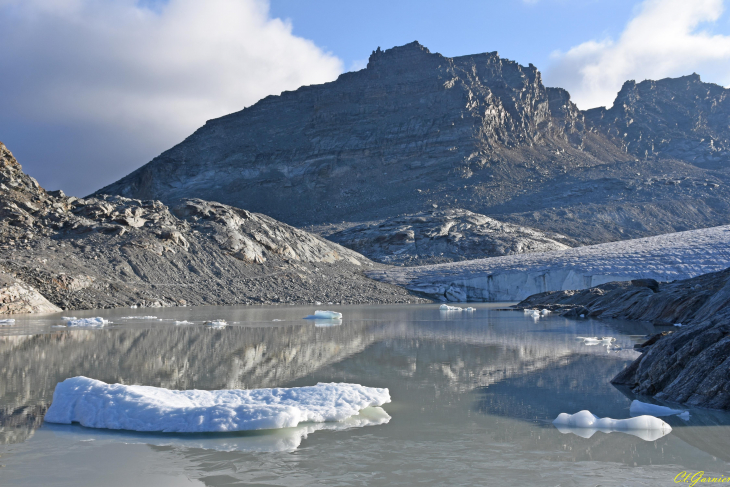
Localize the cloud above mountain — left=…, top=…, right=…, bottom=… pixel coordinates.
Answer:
left=0, top=0, right=342, bottom=195
left=545, top=0, right=730, bottom=109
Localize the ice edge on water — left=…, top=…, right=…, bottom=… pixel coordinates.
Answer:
left=553, top=410, right=672, bottom=441
left=44, top=377, right=391, bottom=433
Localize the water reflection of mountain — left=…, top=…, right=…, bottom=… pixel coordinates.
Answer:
left=0, top=317, right=636, bottom=445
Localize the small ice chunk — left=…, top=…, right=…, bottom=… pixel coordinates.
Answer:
left=205, top=319, right=227, bottom=328
left=315, top=301, right=322, bottom=305
left=44, top=377, right=391, bottom=433
left=630, top=400, right=690, bottom=420
left=576, top=336, right=615, bottom=346
left=553, top=410, right=672, bottom=441
left=130, top=305, right=138, bottom=309
left=540, top=309, right=550, bottom=315
left=63, top=317, right=110, bottom=328
left=674, top=323, right=683, bottom=327
left=304, top=310, right=342, bottom=320
left=0, top=318, right=15, bottom=325
left=440, top=304, right=474, bottom=312
left=272, top=319, right=283, bottom=322
left=580, top=314, right=585, bottom=318
left=174, top=320, right=193, bottom=325
left=119, top=316, right=158, bottom=320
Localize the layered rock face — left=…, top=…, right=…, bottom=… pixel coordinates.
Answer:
left=586, top=74, right=730, bottom=169
left=0, top=142, right=421, bottom=311
left=327, top=208, right=570, bottom=266
left=516, top=268, right=730, bottom=409
left=96, top=42, right=730, bottom=245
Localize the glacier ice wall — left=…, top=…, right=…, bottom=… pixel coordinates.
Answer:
left=367, top=225, right=730, bottom=302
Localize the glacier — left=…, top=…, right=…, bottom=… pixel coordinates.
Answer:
left=553, top=410, right=672, bottom=441
left=44, top=377, right=391, bottom=433
left=367, top=225, right=730, bottom=301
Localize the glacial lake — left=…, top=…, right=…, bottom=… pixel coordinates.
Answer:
left=2, top=304, right=730, bottom=486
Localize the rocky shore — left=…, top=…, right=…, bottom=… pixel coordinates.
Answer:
left=516, top=268, right=730, bottom=409
left=0, top=142, right=426, bottom=313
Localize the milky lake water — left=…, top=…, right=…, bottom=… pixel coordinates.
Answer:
left=2, top=304, right=730, bottom=486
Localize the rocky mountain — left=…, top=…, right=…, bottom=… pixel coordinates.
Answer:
left=96, top=42, right=730, bottom=247
left=326, top=208, right=571, bottom=266
left=516, top=267, right=730, bottom=410
left=585, top=74, right=730, bottom=169
left=0, top=142, right=422, bottom=312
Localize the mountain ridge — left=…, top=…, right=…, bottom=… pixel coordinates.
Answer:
left=95, top=41, right=730, bottom=246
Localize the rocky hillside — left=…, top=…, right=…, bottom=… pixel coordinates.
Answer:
left=0, top=142, right=423, bottom=312
left=96, top=42, right=730, bottom=245
left=516, top=268, right=730, bottom=409
left=326, top=208, right=571, bottom=266
left=586, top=74, right=730, bottom=169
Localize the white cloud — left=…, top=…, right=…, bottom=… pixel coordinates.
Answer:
left=0, top=0, right=343, bottom=195
left=544, top=0, right=730, bottom=109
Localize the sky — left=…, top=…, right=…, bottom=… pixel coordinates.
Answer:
left=1, top=0, right=730, bottom=196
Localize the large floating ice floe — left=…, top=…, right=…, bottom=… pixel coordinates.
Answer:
left=44, top=377, right=391, bottom=433
left=304, top=310, right=343, bottom=320
left=366, top=225, right=730, bottom=301
left=553, top=410, right=672, bottom=441
left=46, top=406, right=391, bottom=452
left=62, top=317, right=110, bottom=328
left=630, top=400, right=690, bottom=420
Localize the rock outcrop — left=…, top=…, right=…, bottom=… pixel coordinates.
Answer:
left=0, top=273, right=61, bottom=315
left=327, top=208, right=570, bottom=266
left=0, top=142, right=423, bottom=311
left=367, top=225, right=730, bottom=302
left=516, top=268, right=730, bottom=409
left=586, top=74, right=730, bottom=169
left=96, top=42, right=730, bottom=245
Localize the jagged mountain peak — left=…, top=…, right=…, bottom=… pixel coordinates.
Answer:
left=95, top=43, right=730, bottom=245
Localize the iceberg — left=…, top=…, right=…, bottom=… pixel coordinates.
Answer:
left=44, top=377, right=391, bottom=433
left=440, top=304, right=474, bottom=312
left=553, top=410, right=672, bottom=441
left=46, top=406, right=391, bottom=452
left=0, top=318, right=15, bottom=325
left=630, top=400, right=690, bottom=420
left=576, top=336, right=615, bottom=346
left=205, top=319, right=227, bottom=328
left=63, top=317, right=110, bottom=328
left=304, top=310, right=342, bottom=320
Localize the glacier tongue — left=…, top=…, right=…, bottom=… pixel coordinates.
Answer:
left=367, top=225, right=730, bottom=301
left=44, top=377, right=391, bottom=433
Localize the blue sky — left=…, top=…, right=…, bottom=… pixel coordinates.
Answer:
left=2, top=0, right=730, bottom=196
left=270, top=0, right=645, bottom=73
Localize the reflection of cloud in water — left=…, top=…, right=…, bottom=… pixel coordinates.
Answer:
left=45, top=406, right=390, bottom=452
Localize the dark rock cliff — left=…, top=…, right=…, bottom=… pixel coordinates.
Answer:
left=516, top=269, right=730, bottom=409
left=586, top=74, right=730, bottom=168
